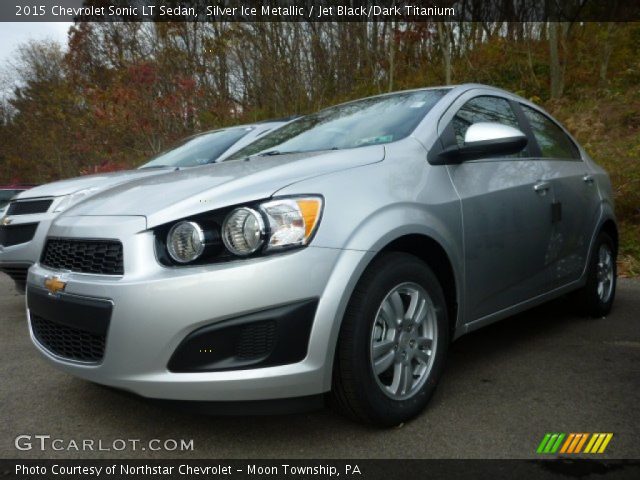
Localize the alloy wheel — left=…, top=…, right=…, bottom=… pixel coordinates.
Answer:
left=369, top=282, right=438, bottom=400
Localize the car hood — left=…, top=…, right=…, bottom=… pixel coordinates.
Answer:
left=14, top=168, right=175, bottom=200
left=64, top=146, right=385, bottom=227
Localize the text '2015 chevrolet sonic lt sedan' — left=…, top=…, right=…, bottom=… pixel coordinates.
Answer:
left=26, top=84, right=617, bottom=426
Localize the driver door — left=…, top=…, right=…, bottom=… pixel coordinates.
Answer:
left=443, top=95, right=556, bottom=322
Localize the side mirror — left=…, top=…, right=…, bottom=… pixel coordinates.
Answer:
left=437, top=122, right=528, bottom=163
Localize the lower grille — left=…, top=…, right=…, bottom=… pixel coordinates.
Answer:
left=41, top=238, right=124, bottom=275
left=236, top=321, right=277, bottom=359
left=0, top=223, right=38, bottom=247
left=30, top=314, right=106, bottom=363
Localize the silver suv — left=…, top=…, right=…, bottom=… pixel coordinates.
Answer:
left=0, top=121, right=287, bottom=293
left=26, top=84, right=617, bottom=426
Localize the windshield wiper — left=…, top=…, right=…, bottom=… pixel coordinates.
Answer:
left=256, top=150, right=301, bottom=157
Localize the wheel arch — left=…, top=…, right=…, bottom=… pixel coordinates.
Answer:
left=376, top=234, right=459, bottom=338
left=322, top=229, right=462, bottom=391
left=599, top=218, right=619, bottom=253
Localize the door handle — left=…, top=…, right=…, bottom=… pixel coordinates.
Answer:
left=533, top=181, right=550, bottom=194
left=583, top=174, right=595, bottom=185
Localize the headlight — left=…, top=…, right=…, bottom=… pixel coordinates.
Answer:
left=260, top=197, right=322, bottom=251
left=222, top=207, right=265, bottom=256
left=158, top=195, right=323, bottom=266
left=167, top=221, right=205, bottom=263
left=222, top=196, right=322, bottom=256
left=53, top=187, right=99, bottom=213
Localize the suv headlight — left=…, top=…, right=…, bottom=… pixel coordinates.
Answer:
left=156, top=196, right=323, bottom=266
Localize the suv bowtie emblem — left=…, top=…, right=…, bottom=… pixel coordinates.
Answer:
left=44, top=276, right=67, bottom=295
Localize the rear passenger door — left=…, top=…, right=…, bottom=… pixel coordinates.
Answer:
left=520, top=105, right=601, bottom=287
left=442, top=95, right=556, bottom=322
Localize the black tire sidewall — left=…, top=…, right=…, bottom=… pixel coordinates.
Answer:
left=339, top=253, right=449, bottom=426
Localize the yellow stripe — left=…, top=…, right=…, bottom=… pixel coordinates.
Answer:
left=574, top=433, right=589, bottom=453
left=567, top=434, right=582, bottom=453
left=584, top=434, right=598, bottom=453
left=560, top=434, right=575, bottom=453
left=597, top=433, right=614, bottom=453
left=590, top=434, right=606, bottom=454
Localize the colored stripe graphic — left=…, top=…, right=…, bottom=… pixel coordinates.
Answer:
left=574, top=433, right=589, bottom=453
left=537, top=433, right=552, bottom=453
left=538, top=433, right=613, bottom=454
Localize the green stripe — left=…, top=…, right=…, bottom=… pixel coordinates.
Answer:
left=544, top=434, right=559, bottom=453
left=550, top=433, right=565, bottom=453
left=537, top=433, right=552, bottom=453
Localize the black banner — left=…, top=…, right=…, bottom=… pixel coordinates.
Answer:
left=2, top=459, right=640, bottom=480
left=2, top=0, right=640, bottom=23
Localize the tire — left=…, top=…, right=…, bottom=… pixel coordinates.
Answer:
left=573, top=232, right=617, bottom=317
left=331, top=252, right=449, bottom=427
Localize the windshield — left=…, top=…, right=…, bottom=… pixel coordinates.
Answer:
left=0, top=190, right=22, bottom=209
left=140, top=127, right=253, bottom=168
left=227, top=89, right=446, bottom=160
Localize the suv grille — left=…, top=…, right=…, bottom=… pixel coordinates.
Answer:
left=30, top=314, right=105, bottom=363
left=6, top=199, right=53, bottom=215
left=0, top=223, right=38, bottom=247
left=41, top=238, right=124, bottom=275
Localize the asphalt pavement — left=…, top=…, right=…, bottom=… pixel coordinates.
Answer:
left=1, top=274, right=638, bottom=459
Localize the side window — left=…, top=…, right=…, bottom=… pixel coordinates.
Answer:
left=521, top=105, right=580, bottom=159
left=451, top=96, right=520, bottom=147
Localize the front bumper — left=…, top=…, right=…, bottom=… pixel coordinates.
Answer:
left=26, top=215, right=367, bottom=401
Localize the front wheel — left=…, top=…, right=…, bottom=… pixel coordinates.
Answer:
left=331, top=253, right=449, bottom=426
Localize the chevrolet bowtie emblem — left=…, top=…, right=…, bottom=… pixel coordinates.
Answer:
left=44, top=277, right=67, bottom=295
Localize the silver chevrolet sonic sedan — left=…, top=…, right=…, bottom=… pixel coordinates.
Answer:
left=26, top=84, right=617, bottom=426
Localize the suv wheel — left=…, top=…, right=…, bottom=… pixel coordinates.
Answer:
left=331, top=252, right=449, bottom=426
left=574, top=232, right=617, bottom=317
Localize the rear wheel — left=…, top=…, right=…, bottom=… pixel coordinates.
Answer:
left=573, top=232, right=617, bottom=317
left=331, top=253, right=449, bottom=426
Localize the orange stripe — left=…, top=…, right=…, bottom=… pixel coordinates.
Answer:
left=574, top=433, right=589, bottom=453
left=567, top=434, right=582, bottom=453
left=560, top=434, right=576, bottom=453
